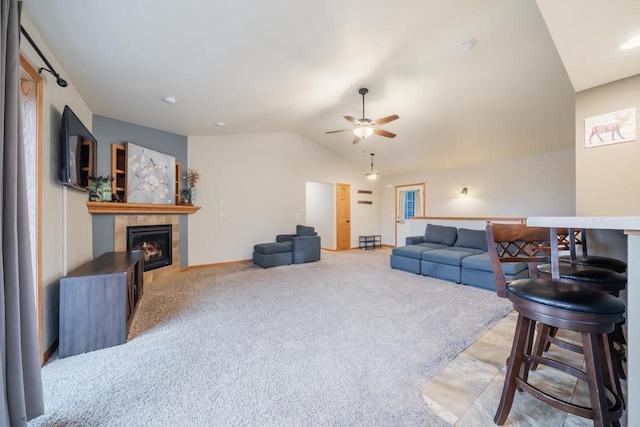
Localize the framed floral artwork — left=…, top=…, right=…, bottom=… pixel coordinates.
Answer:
left=126, top=142, right=176, bottom=204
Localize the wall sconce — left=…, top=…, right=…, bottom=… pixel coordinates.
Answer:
left=460, top=187, right=468, bottom=197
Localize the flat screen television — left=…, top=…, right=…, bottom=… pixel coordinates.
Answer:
left=60, top=105, right=96, bottom=190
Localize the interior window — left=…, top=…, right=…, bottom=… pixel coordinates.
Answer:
left=403, top=191, right=416, bottom=220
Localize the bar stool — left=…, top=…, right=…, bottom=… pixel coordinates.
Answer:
left=559, top=228, right=627, bottom=273
left=558, top=228, right=628, bottom=378
left=535, top=230, right=627, bottom=384
left=486, top=223, right=625, bottom=427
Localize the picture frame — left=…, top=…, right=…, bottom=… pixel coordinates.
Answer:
left=126, top=142, right=176, bottom=204
left=584, top=107, right=636, bottom=148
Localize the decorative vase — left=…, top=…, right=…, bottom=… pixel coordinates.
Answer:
left=96, top=181, right=113, bottom=202
left=88, top=181, right=99, bottom=201
left=188, top=187, right=196, bottom=205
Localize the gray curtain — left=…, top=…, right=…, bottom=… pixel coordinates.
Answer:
left=1, top=0, right=45, bottom=425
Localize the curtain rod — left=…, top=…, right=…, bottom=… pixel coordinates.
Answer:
left=20, top=25, right=68, bottom=87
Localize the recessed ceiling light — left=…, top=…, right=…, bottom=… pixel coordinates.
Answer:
left=620, top=35, right=640, bottom=50
left=215, top=122, right=224, bottom=127
left=163, top=97, right=176, bottom=104
left=459, top=38, right=478, bottom=54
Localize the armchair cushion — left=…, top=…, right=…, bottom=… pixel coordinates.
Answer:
left=253, top=242, right=291, bottom=255
left=296, top=225, right=316, bottom=237
left=276, top=234, right=295, bottom=243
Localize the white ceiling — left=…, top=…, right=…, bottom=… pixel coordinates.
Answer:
left=536, top=0, right=640, bottom=92
left=23, top=0, right=640, bottom=177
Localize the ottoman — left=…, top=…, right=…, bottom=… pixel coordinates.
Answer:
left=253, top=242, right=292, bottom=268
left=461, top=253, right=529, bottom=291
left=390, top=245, right=432, bottom=274
left=420, top=248, right=482, bottom=283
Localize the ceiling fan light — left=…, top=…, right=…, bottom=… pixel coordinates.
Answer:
left=354, top=126, right=374, bottom=139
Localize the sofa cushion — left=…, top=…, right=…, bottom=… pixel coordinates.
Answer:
left=296, top=225, right=315, bottom=237
left=392, top=245, right=430, bottom=260
left=461, top=253, right=528, bottom=276
left=417, top=242, right=450, bottom=250
left=423, top=224, right=457, bottom=246
left=454, top=228, right=488, bottom=251
left=421, top=249, right=478, bottom=266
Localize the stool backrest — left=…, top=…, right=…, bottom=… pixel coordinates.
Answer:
left=485, top=222, right=552, bottom=298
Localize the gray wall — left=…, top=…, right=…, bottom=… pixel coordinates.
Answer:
left=91, top=115, right=189, bottom=267
left=575, top=74, right=640, bottom=216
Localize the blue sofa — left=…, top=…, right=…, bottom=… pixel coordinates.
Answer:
left=390, top=224, right=529, bottom=291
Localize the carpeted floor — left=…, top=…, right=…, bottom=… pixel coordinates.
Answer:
left=29, top=248, right=511, bottom=426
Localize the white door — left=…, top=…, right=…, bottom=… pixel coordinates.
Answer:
left=395, top=184, right=425, bottom=246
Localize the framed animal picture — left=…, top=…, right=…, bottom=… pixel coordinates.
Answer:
left=584, top=107, right=636, bottom=148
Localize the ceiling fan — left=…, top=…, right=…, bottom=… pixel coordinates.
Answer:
left=326, top=88, right=399, bottom=144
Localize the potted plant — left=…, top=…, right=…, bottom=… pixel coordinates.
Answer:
left=184, top=169, right=200, bottom=205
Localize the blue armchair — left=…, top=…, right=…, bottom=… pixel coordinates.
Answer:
left=253, top=225, right=321, bottom=268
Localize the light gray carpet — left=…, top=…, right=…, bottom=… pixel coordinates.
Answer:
left=29, top=248, right=511, bottom=426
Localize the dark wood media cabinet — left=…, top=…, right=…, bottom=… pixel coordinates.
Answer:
left=59, top=251, right=144, bottom=358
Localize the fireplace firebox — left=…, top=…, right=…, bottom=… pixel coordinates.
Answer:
left=127, top=225, right=172, bottom=272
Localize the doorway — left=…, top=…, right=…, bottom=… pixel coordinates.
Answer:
left=306, top=182, right=335, bottom=249
left=336, top=183, right=351, bottom=250
left=395, top=183, right=425, bottom=246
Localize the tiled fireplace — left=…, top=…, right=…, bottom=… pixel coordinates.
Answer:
left=114, top=215, right=180, bottom=283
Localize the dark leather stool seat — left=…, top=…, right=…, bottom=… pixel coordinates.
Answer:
left=537, top=263, right=626, bottom=292
left=557, top=228, right=627, bottom=274
left=508, top=279, right=624, bottom=316
left=559, top=254, right=627, bottom=274
left=486, top=223, right=625, bottom=427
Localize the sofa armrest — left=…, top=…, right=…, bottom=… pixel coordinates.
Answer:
left=406, top=235, right=424, bottom=245
left=276, top=234, right=295, bottom=243
left=292, top=235, right=321, bottom=264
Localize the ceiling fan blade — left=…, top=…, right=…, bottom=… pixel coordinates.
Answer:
left=353, top=136, right=361, bottom=144
left=343, top=116, right=360, bottom=124
left=374, top=128, right=396, bottom=138
left=372, top=114, right=399, bottom=126
left=326, top=129, right=352, bottom=134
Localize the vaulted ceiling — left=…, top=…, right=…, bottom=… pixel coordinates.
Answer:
left=23, top=0, right=640, bottom=177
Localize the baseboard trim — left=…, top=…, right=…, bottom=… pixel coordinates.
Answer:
left=43, top=339, right=58, bottom=365
left=181, top=245, right=388, bottom=270
left=182, top=259, right=252, bottom=271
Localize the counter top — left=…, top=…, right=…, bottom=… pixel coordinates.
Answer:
left=527, top=216, right=640, bottom=231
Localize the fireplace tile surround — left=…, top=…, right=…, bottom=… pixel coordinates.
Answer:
left=114, top=215, right=180, bottom=283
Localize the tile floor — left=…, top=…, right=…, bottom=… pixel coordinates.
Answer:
left=422, top=311, right=627, bottom=426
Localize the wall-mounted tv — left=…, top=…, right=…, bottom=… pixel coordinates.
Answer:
left=60, top=105, right=96, bottom=190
